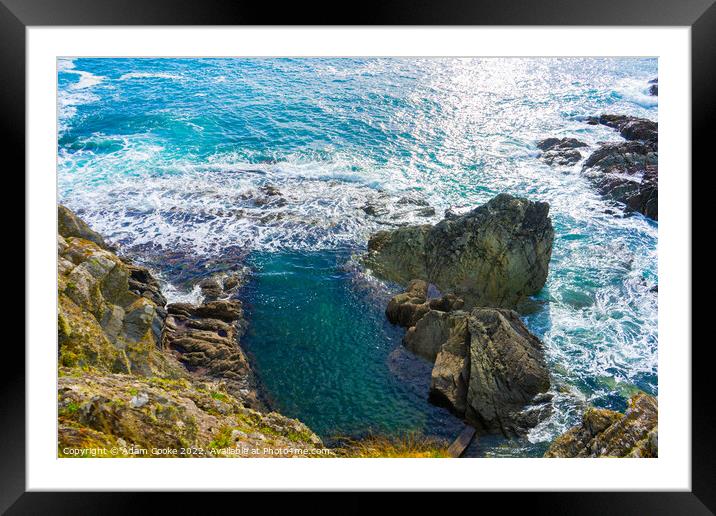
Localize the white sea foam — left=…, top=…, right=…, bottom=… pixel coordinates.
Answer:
left=613, top=77, right=659, bottom=110
left=119, top=72, right=183, bottom=80
left=57, top=62, right=105, bottom=133
left=57, top=59, right=659, bottom=442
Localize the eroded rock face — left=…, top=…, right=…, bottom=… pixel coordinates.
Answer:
left=537, top=137, right=587, bottom=166
left=582, top=115, right=658, bottom=220
left=544, top=392, right=657, bottom=457
left=386, top=279, right=464, bottom=328
left=163, top=300, right=262, bottom=409
left=463, top=308, right=551, bottom=435
left=386, top=282, right=552, bottom=437
left=57, top=233, right=174, bottom=377
left=364, top=194, right=554, bottom=309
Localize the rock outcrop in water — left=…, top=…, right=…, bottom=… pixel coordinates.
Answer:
left=57, top=205, right=324, bottom=457
left=586, top=114, right=658, bottom=148
left=648, top=78, right=658, bottom=96
left=536, top=137, right=587, bottom=166
left=363, top=194, right=554, bottom=309
left=385, top=282, right=552, bottom=436
left=581, top=114, right=658, bottom=220
left=544, top=392, right=657, bottom=457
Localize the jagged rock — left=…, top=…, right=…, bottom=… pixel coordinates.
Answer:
left=386, top=279, right=430, bottom=327
left=259, top=184, right=282, bottom=196
left=544, top=392, right=658, bottom=457
left=427, top=313, right=471, bottom=415
left=364, top=194, right=554, bottom=308
left=537, top=137, right=587, bottom=166
left=199, top=269, right=247, bottom=302
left=386, top=280, right=465, bottom=328
left=58, top=204, right=109, bottom=249
left=583, top=141, right=657, bottom=173
left=125, top=262, right=167, bottom=307
left=57, top=230, right=174, bottom=377
left=405, top=310, right=454, bottom=362
left=463, top=308, right=551, bottom=435
left=56, top=207, right=323, bottom=457
left=582, top=114, right=658, bottom=220
left=360, top=191, right=436, bottom=222
left=163, top=300, right=261, bottom=409
left=648, top=78, right=658, bottom=96
left=392, top=287, right=551, bottom=436
left=582, top=143, right=658, bottom=220
left=586, top=114, right=657, bottom=148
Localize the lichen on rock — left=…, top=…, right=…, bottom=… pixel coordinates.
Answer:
left=364, top=194, right=554, bottom=309
left=544, top=392, right=658, bottom=457
left=56, top=205, right=324, bottom=457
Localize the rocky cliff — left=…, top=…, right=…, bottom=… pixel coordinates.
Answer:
left=363, top=194, right=554, bottom=309
left=57, top=206, right=324, bottom=457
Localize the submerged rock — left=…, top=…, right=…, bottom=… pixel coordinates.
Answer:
left=537, top=137, right=587, bottom=166
left=544, top=392, right=657, bottom=457
left=360, top=191, right=437, bottom=222
left=364, top=194, right=554, bottom=309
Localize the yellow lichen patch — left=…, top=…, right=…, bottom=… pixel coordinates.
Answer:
left=58, top=293, right=119, bottom=372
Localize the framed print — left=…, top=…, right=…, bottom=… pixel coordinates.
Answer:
left=3, top=0, right=711, bottom=513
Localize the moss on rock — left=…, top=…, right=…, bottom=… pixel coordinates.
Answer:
left=544, top=392, right=658, bottom=457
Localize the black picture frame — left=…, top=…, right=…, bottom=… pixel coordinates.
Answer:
left=3, top=0, right=710, bottom=513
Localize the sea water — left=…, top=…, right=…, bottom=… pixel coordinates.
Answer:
left=58, top=58, right=658, bottom=456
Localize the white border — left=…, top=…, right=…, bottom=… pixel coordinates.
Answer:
left=27, top=27, right=691, bottom=491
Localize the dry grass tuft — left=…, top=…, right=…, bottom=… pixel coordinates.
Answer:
left=333, top=432, right=452, bottom=458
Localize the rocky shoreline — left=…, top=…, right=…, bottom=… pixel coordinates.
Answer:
left=536, top=81, right=658, bottom=222
left=57, top=205, right=325, bottom=457
left=366, top=192, right=658, bottom=457
left=58, top=89, right=659, bottom=457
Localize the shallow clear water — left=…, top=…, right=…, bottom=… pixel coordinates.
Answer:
left=58, top=57, right=657, bottom=455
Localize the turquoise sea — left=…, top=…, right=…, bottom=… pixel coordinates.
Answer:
left=58, top=58, right=658, bottom=457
